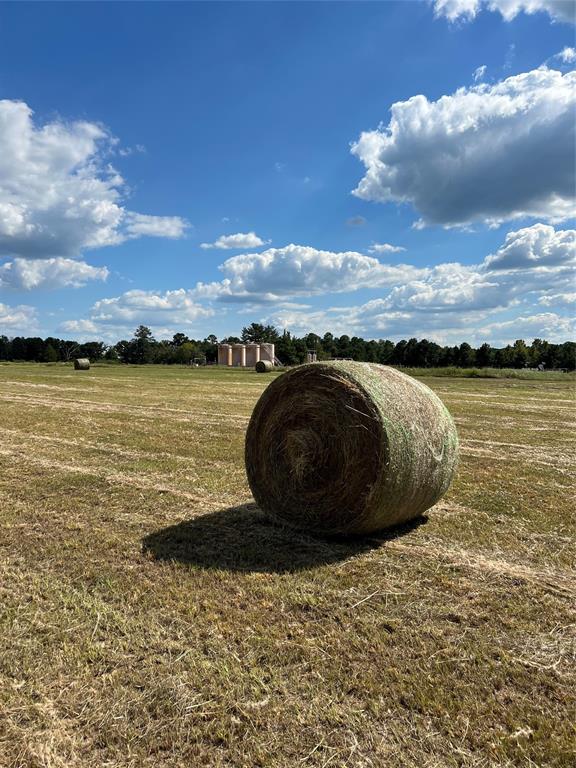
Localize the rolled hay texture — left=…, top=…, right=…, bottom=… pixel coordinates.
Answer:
left=74, top=358, right=90, bottom=370
left=255, top=359, right=274, bottom=373
left=245, top=361, right=459, bottom=535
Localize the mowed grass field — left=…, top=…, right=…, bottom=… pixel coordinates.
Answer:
left=0, top=363, right=574, bottom=768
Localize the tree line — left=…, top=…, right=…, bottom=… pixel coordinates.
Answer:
left=1, top=323, right=574, bottom=370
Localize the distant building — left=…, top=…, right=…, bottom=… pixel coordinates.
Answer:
left=217, top=343, right=275, bottom=367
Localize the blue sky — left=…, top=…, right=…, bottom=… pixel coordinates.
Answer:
left=0, top=0, right=574, bottom=345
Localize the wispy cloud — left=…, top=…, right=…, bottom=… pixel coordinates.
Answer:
left=433, top=0, right=575, bottom=24
left=346, top=216, right=367, bottom=227
left=368, top=243, right=406, bottom=254
left=473, top=64, right=487, bottom=82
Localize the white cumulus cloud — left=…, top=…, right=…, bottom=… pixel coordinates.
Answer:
left=373, top=224, right=575, bottom=315
left=433, top=0, right=575, bottom=23
left=351, top=66, right=576, bottom=228
left=0, top=301, right=38, bottom=331
left=476, top=312, right=575, bottom=343
left=266, top=301, right=574, bottom=347
left=538, top=291, right=576, bottom=306
left=264, top=299, right=490, bottom=344
left=0, top=100, right=188, bottom=262
left=61, top=288, right=216, bottom=341
left=261, top=224, right=575, bottom=344
left=59, top=225, right=574, bottom=344
left=90, top=289, right=214, bottom=326
left=194, top=244, right=425, bottom=301
left=60, top=319, right=99, bottom=334
left=378, top=263, right=505, bottom=312
left=0, top=258, right=108, bottom=291
left=559, top=46, right=576, bottom=62
left=483, top=223, right=575, bottom=270
left=124, top=213, right=187, bottom=239
left=200, top=232, right=269, bottom=250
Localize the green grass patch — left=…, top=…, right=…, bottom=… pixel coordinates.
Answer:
left=0, top=363, right=574, bottom=767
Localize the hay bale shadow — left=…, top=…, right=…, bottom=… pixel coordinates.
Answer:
left=142, top=503, right=427, bottom=573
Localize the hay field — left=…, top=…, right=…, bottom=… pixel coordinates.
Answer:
left=0, top=363, right=574, bottom=768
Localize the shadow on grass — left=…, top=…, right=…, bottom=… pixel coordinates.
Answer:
left=142, top=503, right=427, bottom=573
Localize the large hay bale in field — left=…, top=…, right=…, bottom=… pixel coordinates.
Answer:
left=73, top=358, right=90, bottom=370
left=255, top=359, right=274, bottom=373
left=245, top=361, right=459, bottom=535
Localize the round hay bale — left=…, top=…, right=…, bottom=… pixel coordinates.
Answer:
left=255, top=359, right=274, bottom=373
left=245, top=361, right=459, bottom=535
left=73, top=358, right=90, bottom=370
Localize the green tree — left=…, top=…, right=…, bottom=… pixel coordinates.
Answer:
left=174, top=341, right=196, bottom=364
left=377, top=340, right=394, bottom=365
left=0, top=336, right=11, bottom=360
left=512, top=339, right=529, bottom=368
left=557, top=341, right=576, bottom=371
left=128, top=326, right=156, bottom=364
left=439, top=346, right=458, bottom=366
left=404, top=338, right=420, bottom=366
left=496, top=345, right=515, bottom=368
left=44, top=343, right=58, bottom=362
left=336, top=335, right=352, bottom=358
left=115, top=340, right=130, bottom=362
left=104, top=346, right=119, bottom=362
left=364, top=340, right=380, bottom=363
left=201, top=335, right=218, bottom=363
left=322, top=332, right=337, bottom=359
left=417, top=339, right=441, bottom=367
left=350, top=336, right=367, bottom=361
left=241, top=323, right=279, bottom=343
left=24, top=338, right=45, bottom=361
left=458, top=342, right=476, bottom=367
left=276, top=330, right=300, bottom=365
left=172, top=333, right=189, bottom=347
left=476, top=343, right=494, bottom=368
left=79, top=341, right=105, bottom=361
left=391, top=340, right=407, bottom=365
left=529, top=338, right=549, bottom=367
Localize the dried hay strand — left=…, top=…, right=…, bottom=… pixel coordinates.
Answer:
left=73, top=358, right=90, bottom=370
left=255, top=360, right=274, bottom=373
left=245, top=361, right=459, bottom=535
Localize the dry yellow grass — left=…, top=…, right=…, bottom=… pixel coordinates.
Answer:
left=0, top=363, right=574, bottom=767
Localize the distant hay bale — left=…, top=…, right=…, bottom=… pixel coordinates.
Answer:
left=255, top=360, right=274, bottom=373
left=245, top=361, right=459, bottom=535
left=74, top=358, right=90, bottom=370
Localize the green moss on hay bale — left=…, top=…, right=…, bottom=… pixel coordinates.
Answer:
left=245, top=361, right=459, bottom=535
